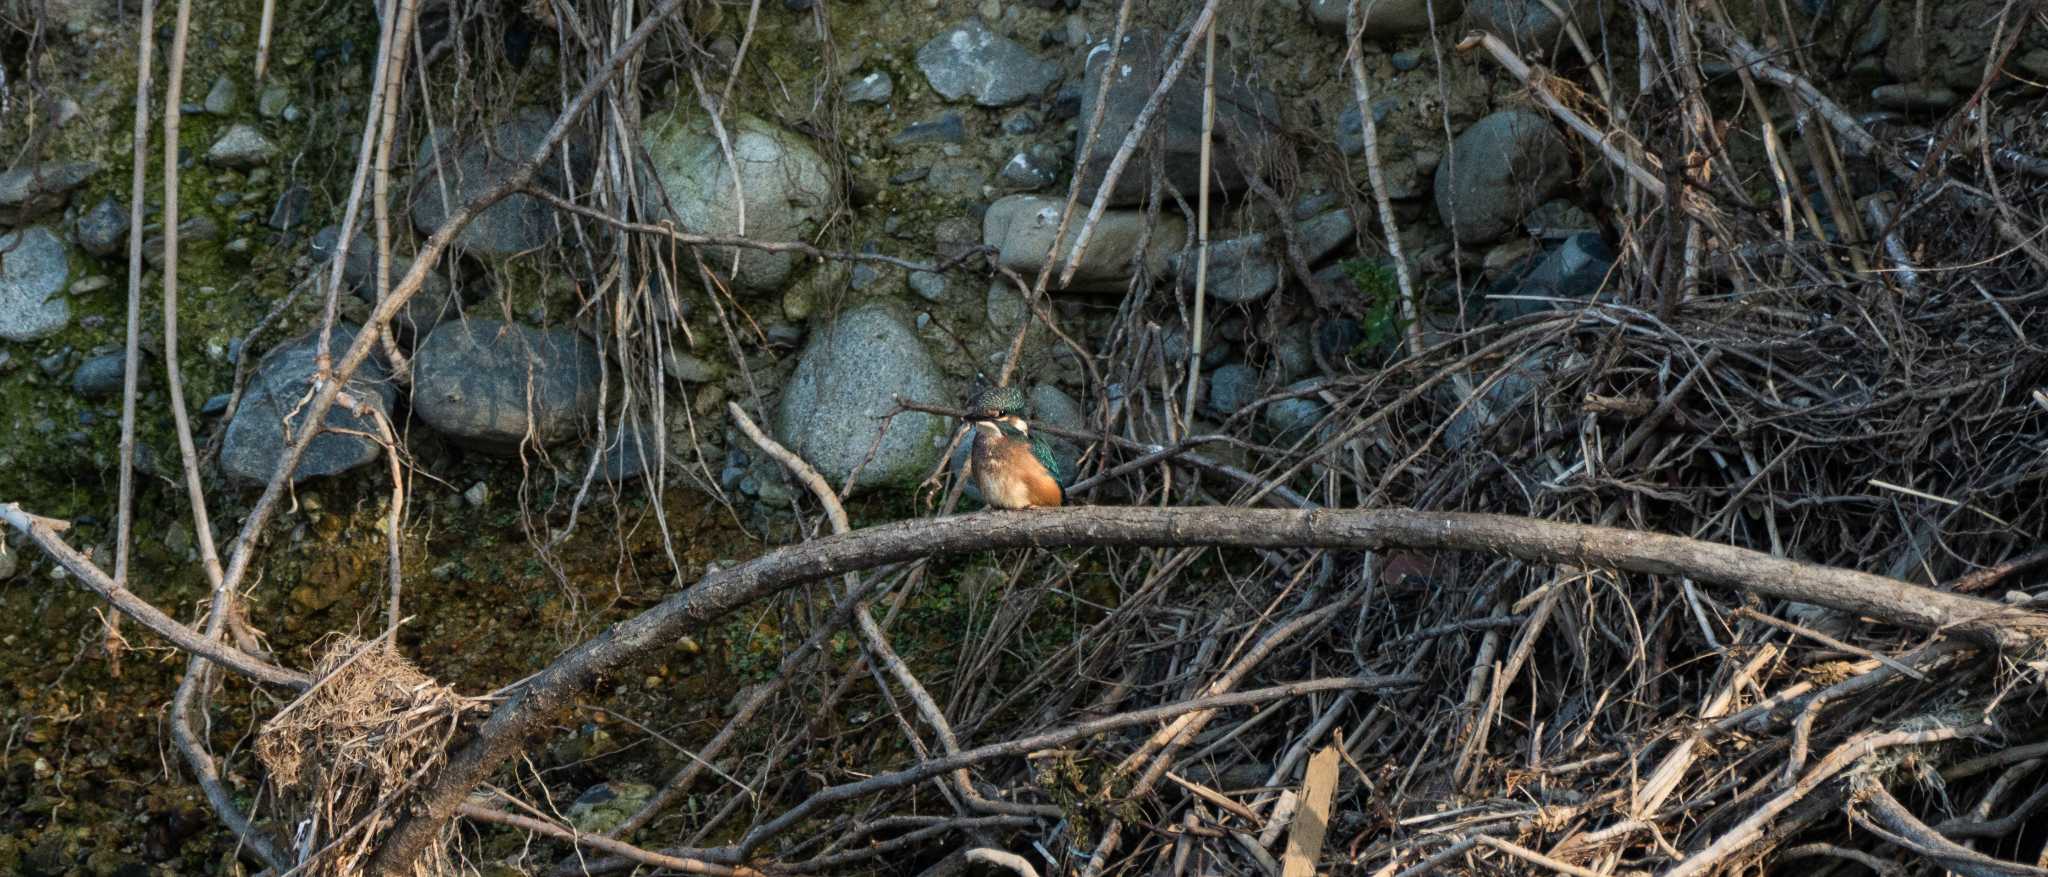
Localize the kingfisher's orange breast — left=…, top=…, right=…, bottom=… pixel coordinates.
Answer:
left=978, top=437, right=1062, bottom=508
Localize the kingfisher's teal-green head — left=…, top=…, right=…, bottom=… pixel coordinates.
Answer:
left=965, top=385, right=1027, bottom=423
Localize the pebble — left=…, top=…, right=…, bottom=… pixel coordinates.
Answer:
left=907, top=270, right=948, bottom=301
left=892, top=112, right=967, bottom=146
left=998, top=146, right=1060, bottom=190
left=847, top=71, right=894, bottom=104
left=265, top=185, right=310, bottom=230
left=258, top=85, right=290, bottom=118
left=205, top=124, right=277, bottom=168
left=203, top=76, right=238, bottom=115
left=71, top=353, right=132, bottom=398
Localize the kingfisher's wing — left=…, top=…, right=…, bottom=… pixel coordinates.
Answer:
left=1029, top=433, right=1066, bottom=486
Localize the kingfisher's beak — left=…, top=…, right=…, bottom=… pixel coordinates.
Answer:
left=964, top=411, right=990, bottom=422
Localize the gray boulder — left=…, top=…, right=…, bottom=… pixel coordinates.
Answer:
left=1434, top=110, right=1571, bottom=244
left=1207, top=363, right=1260, bottom=415
left=1170, top=209, right=1356, bottom=303
left=1495, top=231, right=1612, bottom=318
left=1337, top=99, right=1402, bottom=157
left=1029, top=384, right=1085, bottom=432
left=983, top=194, right=1184, bottom=291
left=411, top=109, right=588, bottom=258
left=644, top=112, right=835, bottom=294
left=206, top=124, right=278, bottom=168
left=0, top=226, right=72, bottom=342
left=412, top=318, right=603, bottom=453
left=908, top=270, right=949, bottom=301
left=1465, top=0, right=1596, bottom=56
left=916, top=20, right=1062, bottom=107
left=775, top=304, right=948, bottom=491
left=1264, top=379, right=1329, bottom=440
left=1304, top=0, right=1464, bottom=37
left=203, top=76, right=239, bottom=115
left=0, top=161, right=99, bottom=225
left=309, top=226, right=461, bottom=341
left=597, top=422, right=663, bottom=482
left=1076, top=29, right=1279, bottom=205
left=998, top=145, right=1062, bottom=190
left=892, top=112, right=968, bottom=146
left=220, top=324, right=397, bottom=483
left=0, top=161, right=98, bottom=226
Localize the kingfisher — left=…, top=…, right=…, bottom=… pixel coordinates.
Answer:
left=964, top=386, right=1065, bottom=509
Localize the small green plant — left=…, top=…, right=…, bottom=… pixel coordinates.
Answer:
left=1340, top=258, right=1410, bottom=353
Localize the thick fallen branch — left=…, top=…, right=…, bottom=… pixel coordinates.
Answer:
left=367, top=506, right=2046, bottom=873
left=1855, top=779, right=2048, bottom=877
left=0, top=503, right=311, bottom=689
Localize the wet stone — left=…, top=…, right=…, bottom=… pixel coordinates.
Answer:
left=916, top=19, right=1061, bottom=107
left=0, top=160, right=100, bottom=225
left=203, top=76, right=238, bottom=115
left=70, top=352, right=133, bottom=398
left=0, top=226, right=72, bottom=342
left=268, top=185, right=312, bottom=230
left=411, top=318, right=603, bottom=453
left=220, top=324, right=396, bottom=483
left=76, top=197, right=130, bottom=257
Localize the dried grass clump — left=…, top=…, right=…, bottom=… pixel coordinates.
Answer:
left=257, top=635, right=473, bottom=875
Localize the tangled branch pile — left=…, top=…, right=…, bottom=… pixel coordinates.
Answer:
left=342, top=0, right=2048, bottom=872
left=570, top=5, right=2048, bottom=877
left=257, top=636, right=470, bottom=875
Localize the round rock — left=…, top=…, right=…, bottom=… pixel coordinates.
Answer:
left=0, top=161, right=100, bottom=225
left=309, top=226, right=462, bottom=341
left=1207, top=363, right=1260, bottom=416
left=1264, top=380, right=1329, bottom=440
left=1465, top=0, right=1595, bottom=55
left=0, top=226, right=73, bottom=342
left=76, top=197, right=130, bottom=257
left=220, top=324, right=397, bottom=483
left=644, top=112, right=834, bottom=294
left=916, top=20, right=1062, bottom=107
left=71, top=352, right=136, bottom=398
left=774, top=304, right=947, bottom=492
left=412, top=318, right=603, bottom=453
left=411, top=109, right=587, bottom=258
left=1434, top=110, right=1571, bottom=245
